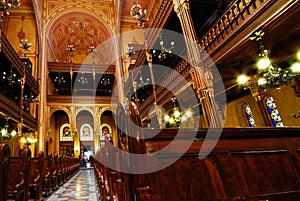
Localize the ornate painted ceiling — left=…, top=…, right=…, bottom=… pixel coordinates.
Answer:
left=44, top=0, right=153, bottom=64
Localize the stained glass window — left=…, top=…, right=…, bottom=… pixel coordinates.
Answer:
left=80, top=123, right=94, bottom=141
left=245, top=104, right=256, bottom=127
left=265, top=96, right=284, bottom=127
left=60, top=123, right=73, bottom=141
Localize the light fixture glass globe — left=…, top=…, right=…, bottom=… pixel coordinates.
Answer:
left=164, top=115, right=170, bottom=121
left=257, top=58, right=271, bottom=69
left=291, top=63, right=300, bottom=72
left=237, top=75, right=249, bottom=84
left=11, top=130, right=17, bottom=136
left=258, top=77, right=267, bottom=85
left=174, top=110, right=181, bottom=118
left=297, top=51, right=300, bottom=60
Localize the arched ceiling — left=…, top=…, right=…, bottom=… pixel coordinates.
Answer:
left=49, top=13, right=111, bottom=63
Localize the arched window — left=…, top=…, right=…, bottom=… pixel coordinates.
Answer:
left=80, top=123, right=94, bottom=141
left=245, top=104, right=256, bottom=127
left=60, top=123, right=73, bottom=141
left=265, top=96, right=284, bottom=127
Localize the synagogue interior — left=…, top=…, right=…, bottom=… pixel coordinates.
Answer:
left=1, top=0, right=300, bottom=200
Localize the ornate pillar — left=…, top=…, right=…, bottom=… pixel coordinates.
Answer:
left=146, top=52, right=163, bottom=128
left=172, top=0, right=221, bottom=128
left=38, top=25, right=48, bottom=153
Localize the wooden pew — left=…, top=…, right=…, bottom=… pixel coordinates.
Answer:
left=94, top=103, right=300, bottom=201
left=0, top=143, right=10, bottom=201
left=60, top=155, right=67, bottom=183
left=51, top=154, right=59, bottom=190
left=7, top=148, right=31, bottom=201
left=28, top=151, right=44, bottom=201
left=42, top=153, right=52, bottom=197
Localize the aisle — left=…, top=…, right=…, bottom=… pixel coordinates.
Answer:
left=45, top=169, right=99, bottom=201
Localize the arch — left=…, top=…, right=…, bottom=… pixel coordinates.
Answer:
left=45, top=5, right=114, bottom=36
left=79, top=122, right=93, bottom=141
left=44, top=4, right=114, bottom=62
left=74, top=106, right=95, bottom=120
left=49, top=106, right=72, bottom=120
left=100, top=123, right=113, bottom=134
left=59, top=122, right=73, bottom=141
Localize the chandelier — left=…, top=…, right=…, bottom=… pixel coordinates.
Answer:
left=78, top=73, right=88, bottom=86
left=163, top=97, right=192, bottom=128
left=2, top=65, right=20, bottom=86
left=130, top=2, right=148, bottom=27
left=126, top=45, right=136, bottom=63
left=66, top=44, right=75, bottom=63
left=0, top=117, right=17, bottom=141
left=55, top=72, right=66, bottom=86
left=152, top=34, right=174, bottom=60
left=100, top=75, right=111, bottom=86
left=238, top=30, right=300, bottom=90
left=21, top=136, right=37, bottom=146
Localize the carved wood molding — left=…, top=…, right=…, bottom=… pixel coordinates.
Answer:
left=0, top=93, right=37, bottom=130
left=47, top=62, right=115, bottom=74
left=1, top=34, right=39, bottom=94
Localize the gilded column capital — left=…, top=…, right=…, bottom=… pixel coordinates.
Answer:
left=173, top=0, right=190, bottom=14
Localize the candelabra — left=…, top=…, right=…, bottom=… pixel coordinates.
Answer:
left=238, top=30, right=300, bottom=90
left=0, top=0, right=20, bottom=52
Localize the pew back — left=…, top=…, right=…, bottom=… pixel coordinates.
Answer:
left=0, top=143, right=10, bottom=201
left=7, top=148, right=31, bottom=201
left=94, top=103, right=300, bottom=201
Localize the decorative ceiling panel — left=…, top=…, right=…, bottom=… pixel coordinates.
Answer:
left=49, top=13, right=111, bottom=63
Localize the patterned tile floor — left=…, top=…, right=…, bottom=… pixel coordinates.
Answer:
left=45, top=169, right=99, bottom=201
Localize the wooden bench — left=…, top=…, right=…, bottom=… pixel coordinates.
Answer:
left=7, top=147, right=31, bottom=201
left=42, top=153, right=52, bottom=197
left=0, top=143, right=10, bottom=201
left=28, top=151, right=44, bottom=201
left=51, top=153, right=59, bottom=190
left=93, top=103, right=300, bottom=201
